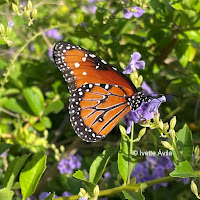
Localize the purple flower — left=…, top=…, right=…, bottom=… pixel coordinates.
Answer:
left=125, top=96, right=166, bottom=124
left=79, top=198, right=87, bottom=200
left=103, top=172, right=111, bottom=180
left=0, top=152, right=7, bottom=157
left=131, top=162, right=150, bottom=182
left=39, top=192, right=50, bottom=200
left=58, top=155, right=82, bottom=175
left=142, top=81, right=157, bottom=97
left=8, top=21, right=14, bottom=27
left=123, top=52, right=145, bottom=74
left=62, top=191, right=71, bottom=197
left=123, top=6, right=146, bottom=19
left=45, top=28, right=63, bottom=40
left=131, top=156, right=174, bottom=189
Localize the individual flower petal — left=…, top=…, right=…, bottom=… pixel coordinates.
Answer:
left=142, top=81, right=156, bottom=96
left=123, top=9, right=134, bottom=19
left=142, top=96, right=166, bottom=120
left=123, top=114, right=133, bottom=133
left=122, top=65, right=133, bottom=74
left=132, top=6, right=146, bottom=18
left=131, top=52, right=141, bottom=62
left=134, top=60, right=145, bottom=70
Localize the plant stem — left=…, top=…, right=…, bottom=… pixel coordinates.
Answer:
left=58, top=170, right=200, bottom=200
left=127, top=122, right=134, bottom=184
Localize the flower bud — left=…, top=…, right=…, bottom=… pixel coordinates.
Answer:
left=138, top=127, right=146, bottom=139
left=163, top=122, right=169, bottom=132
left=78, top=188, right=87, bottom=197
left=170, top=116, right=176, bottom=130
left=24, top=9, right=30, bottom=19
left=195, top=145, right=200, bottom=160
left=0, top=23, right=5, bottom=35
left=161, top=141, right=174, bottom=151
left=138, top=75, right=143, bottom=86
left=6, top=27, right=12, bottom=37
left=119, top=125, right=126, bottom=135
left=43, top=130, right=48, bottom=139
left=191, top=181, right=199, bottom=198
left=27, top=0, right=32, bottom=11
left=159, top=120, right=164, bottom=130
left=60, top=145, right=65, bottom=153
left=54, top=154, right=60, bottom=161
left=32, top=9, right=37, bottom=19
left=93, top=185, right=99, bottom=198
left=12, top=3, right=19, bottom=14
left=6, top=40, right=13, bottom=46
left=169, top=129, right=176, bottom=143
left=51, top=143, right=56, bottom=150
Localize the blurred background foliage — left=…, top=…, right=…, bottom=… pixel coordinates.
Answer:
left=0, top=0, right=200, bottom=199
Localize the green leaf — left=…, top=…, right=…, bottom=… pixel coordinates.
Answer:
left=3, top=154, right=30, bottom=189
left=0, top=188, right=14, bottom=200
left=19, top=152, right=47, bottom=200
left=23, top=87, right=44, bottom=116
left=3, top=98, right=27, bottom=114
left=176, top=124, right=193, bottom=162
left=122, top=190, right=145, bottom=200
left=73, top=170, right=85, bottom=180
left=73, top=170, right=96, bottom=195
left=170, top=160, right=195, bottom=178
left=40, top=116, right=52, bottom=128
left=0, top=143, right=11, bottom=155
left=44, top=192, right=55, bottom=200
left=44, top=99, right=64, bottom=115
left=118, top=134, right=137, bottom=183
left=175, top=40, right=191, bottom=68
left=171, top=3, right=183, bottom=10
left=33, top=122, right=46, bottom=131
left=89, top=147, right=117, bottom=184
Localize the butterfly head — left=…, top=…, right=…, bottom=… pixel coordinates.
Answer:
left=128, top=92, right=150, bottom=111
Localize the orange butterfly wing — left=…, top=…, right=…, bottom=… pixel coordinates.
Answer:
left=53, top=42, right=137, bottom=142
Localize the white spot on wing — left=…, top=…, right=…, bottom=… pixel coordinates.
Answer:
left=82, top=57, right=86, bottom=62
left=74, top=62, right=80, bottom=68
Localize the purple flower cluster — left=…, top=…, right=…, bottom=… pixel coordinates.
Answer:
left=131, top=156, right=173, bottom=189
left=58, top=154, right=82, bottom=174
left=123, top=52, right=166, bottom=132
left=131, top=156, right=189, bottom=189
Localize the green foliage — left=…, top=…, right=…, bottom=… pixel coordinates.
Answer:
left=118, top=133, right=136, bottom=184
left=19, top=152, right=47, bottom=200
left=89, top=147, right=117, bottom=184
left=170, top=161, right=195, bottom=178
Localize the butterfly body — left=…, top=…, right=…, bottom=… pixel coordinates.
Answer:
left=53, top=41, right=149, bottom=142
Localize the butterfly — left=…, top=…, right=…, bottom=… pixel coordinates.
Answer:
left=53, top=41, right=149, bottom=142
